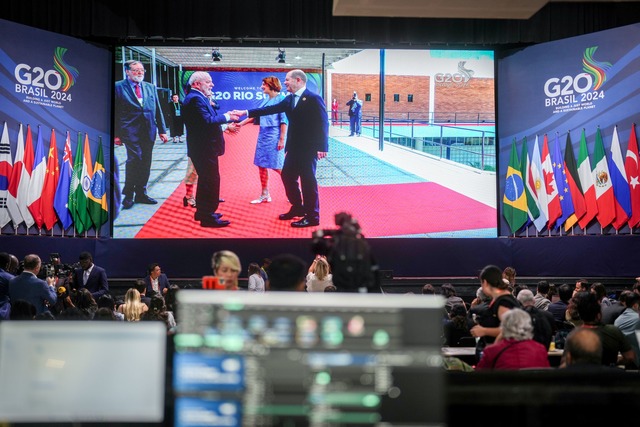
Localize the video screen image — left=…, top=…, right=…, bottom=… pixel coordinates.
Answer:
left=113, top=47, right=496, bottom=239
left=172, top=291, right=445, bottom=426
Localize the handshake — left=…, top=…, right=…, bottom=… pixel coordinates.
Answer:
left=229, top=109, right=248, bottom=121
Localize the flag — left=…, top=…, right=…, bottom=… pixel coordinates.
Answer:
left=551, top=133, right=574, bottom=229
left=54, top=131, right=73, bottom=230
left=609, top=126, right=631, bottom=230
left=519, top=136, right=540, bottom=223
left=542, top=134, right=561, bottom=228
left=69, top=132, right=87, bottom=233
left=88, top=139, right=108, bottom=229
left=531, top=135, right=549, bottom=231
left=563, top=132, right=586, bottom=231
left=41, top=129, right=60, bottom=230
left=79, top=133, right=94, bottom=230
left=27, top=126, right=46, bottom=228
left=577, top=129, right=598, bottom=229
left=625, top=124, right=640, bottom=228
left=6, top=124, right=24, bottom=228
left=14, top=125, right=34, bottom=228
left=0, top=123, right=11, bottom=228
left=503, top=139, right=527, bottom=233
left=593, top=127, right=615, bottom=228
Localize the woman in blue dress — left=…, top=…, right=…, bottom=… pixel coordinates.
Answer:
left=239, top=76, right=288, bottom=203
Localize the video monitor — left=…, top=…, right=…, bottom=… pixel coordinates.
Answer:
left=172, top=290, right=445, bottom=426
left=113, top=47, right=496, bottom=239
left=0, top=322, right=166, bottom=423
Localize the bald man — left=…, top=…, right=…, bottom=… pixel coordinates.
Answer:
left=563, top=328, right=602, bottom=367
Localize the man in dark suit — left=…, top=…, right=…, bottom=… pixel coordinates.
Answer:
left=182, top=71, right=240, bottom=228
left=73, top=251, right=109, bottom=300
left=8, top=254, right=57, bottom=315
left=144, top=262, right=170, bottom=295
left=114, top=60, right=168, bottom=210
left=234, top=69, right=329, bottom=227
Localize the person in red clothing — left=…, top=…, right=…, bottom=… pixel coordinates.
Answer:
left=476, top=308, right=550, bottom=370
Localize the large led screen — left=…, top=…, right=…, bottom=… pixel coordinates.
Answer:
left=113, top=48, right=496, bottom=239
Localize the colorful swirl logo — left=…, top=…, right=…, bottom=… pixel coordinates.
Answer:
left=582, top=46, right=612, bottom=91
left=53, top=47, right=79, bottom=92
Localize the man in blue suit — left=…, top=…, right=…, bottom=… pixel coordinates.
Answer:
left=114, top=60, right=168, bottom=209
left=144, top=263, right=170, bottom=296
left=9, top=254, right=57, bottom=315
left=73, top=251, right=109, bottom=300
left=234, top=69, right=329, bottom=227
left=183, top=71, right=240, bottom=228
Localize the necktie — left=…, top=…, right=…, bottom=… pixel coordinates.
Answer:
left=293, top=94, right=299, bottom=108
left=134, top=83, right=142, bottom=98
left=83, top=270, right=89, bottom=285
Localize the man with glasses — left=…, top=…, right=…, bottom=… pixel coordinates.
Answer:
left=114, top=60, right=168, bottom=210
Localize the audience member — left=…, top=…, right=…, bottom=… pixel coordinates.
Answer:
left=573, top=278, right=590, bottom=297
left=601, top=292, right=625, bottom=325
left=590, top=282, right=611, bottom=307
left=94, top=307, right=117, bottom=321
left=57, top=306, right=88, bottom=320
left=97, top=294, right=124, bottom=321
left=259, top=258, right=270, bottom=282
left=469, top=286, right=490, bottom=308
left=212, top=250, right=242, bottom=290
left=562, top=327, right=604, bottom=368
left=548, top=283, right=572, bottom=323
left=247, top=263, right=266, bottom=293
left=502, top=266, right=516, bottom=287
left=513, top=284, right=529, bottom=297
left=75, top=288, right=98, bottom=319
left=142, top=294, right=176, bottom=333
left=517, top=289, right=555, bottom=349
left=267, top=254, right=307, bottom=291
left=306, top=256, right=333, bottom=292
left=73, top=251, right=109, bottom=300
left=574, top=291, right=635, bottom=367
left=441, top=283, right=465, bottom=314
left=534, top=281, right=551, bottom=310
left=7, top=254, right=19, bottom=275
left=134, top=279, right=152, bottom=307
left=144, top=262, right=170, bottom=296
left=9, top=299, right=36, bottom=320
left=118, top=288, right=149, bottom=322
left=8, top=254, right=57, bottom=315
left=422, top=284, right=435, bottom=295
left=613, top=290, right=639, bottom=334
left=0, top=252, right=14, bottom=319
left=470, top=265, right=520, bottom=345
left=476, top=308, right=550, bottom=370
left=444, top=304, right=474, bottom=347
left=324, top=285, right=337, bottom=292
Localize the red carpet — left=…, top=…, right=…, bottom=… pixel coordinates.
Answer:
left=136, top=127, right=495, bottom=238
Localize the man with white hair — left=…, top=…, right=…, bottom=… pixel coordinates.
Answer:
left=517, top=289, right=556, bottom=349
left=182, top=71, right=240, bottom=228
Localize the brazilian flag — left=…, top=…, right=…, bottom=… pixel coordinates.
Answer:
left=503, top=139, right=528, bottom=234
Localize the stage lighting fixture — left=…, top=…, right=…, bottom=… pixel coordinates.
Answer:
left=212, top=48, right=222, bottom=62
left=276, top=48, right=286, bottom=64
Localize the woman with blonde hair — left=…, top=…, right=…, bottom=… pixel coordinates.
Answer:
left=212, top=250, right=242, bottom=290
left=306, top=256, right=334, bottom=292
left=117, top=288, right=148, bottom=321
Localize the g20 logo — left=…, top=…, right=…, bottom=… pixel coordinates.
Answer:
left=543, top=72, right=604, bottom=106
left=14, top=64, right=64, bottom=91
left=543, top=73, right=592, bottom=97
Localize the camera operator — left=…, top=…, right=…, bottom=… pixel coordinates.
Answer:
left=312, top=212, right=380, bottom=293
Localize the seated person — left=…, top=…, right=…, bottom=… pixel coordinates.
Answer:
left=117, top=288, right=149, bottom=322
left=476, top=308, right=550, bottom=370
left=144, top=263, right=170, bottom=296
left=306, top=256, right=333, bottom=292
left=444, top=303, right=474, bottom=347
